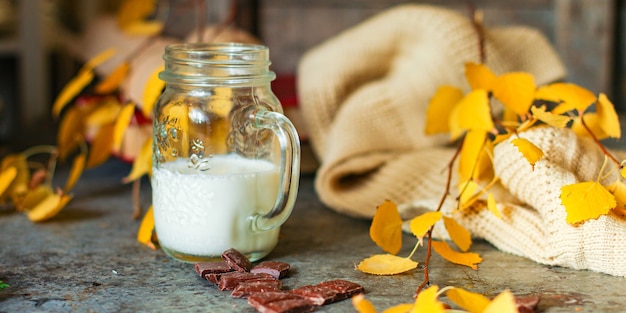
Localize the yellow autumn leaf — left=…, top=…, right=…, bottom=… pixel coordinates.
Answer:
left=121, top=21, right=164, bottom=36
left=483, top=290, right=517, bottom=313
left=486, top=193, right=502, bottom=218
left=86, top=123, right=114, bottom=169
left=382, top=304, right=413, bottom=313
left=112, top=103, right=137, bottom=154
left=596, top=93, right=621, bottom=139
left=450, top=89, right=494, bottom=140
left=606, top=180, right=626, bottom=218
left=535, top=82, right=596, bottom=115
left=137, top=205, right=156, bottom=249
left=63, top=153, right=86, bottom=193
left=443, top=216, right=472, bottom=252
left=83, top=48, right=117, bottom=71
left=458, top=179, right=480, bottom=208
left=370, top=200, right=404, bottom=255
left=465, top=62, right=496, bottom=91
left=95, top=62, right=130, bottom=94
left=561, top=181, right=616, bottom=224
left=530, top=106, right=571, bottom=128
left=425, top=85, right=463, bottom=135
left=117, top=0, right=156, bottom=27
left=0, top=154, right=29, bottom=202
left=52, top=69, right=94, bottom=117
left=356, top=254, right=418, bottom=275
left=431, top=240, right=482, bottom=270
left=352, top=294, right=378, bottom=313
left=142, top=65, right=165, bottom=118
left=446, top=288, right=491, bottom=313
left=492, top=72, right=536, bottom=115
left=85, top=97, right=122, bottom=127
left=571, top=113, right=608, bottom=140
left=409, top=211, right=443, bottom=243
left=511, top=138, right=544, bottom=170
left=412, top=286, right=445, bottom=313
left=124, top=138, right=153, bottom=183
left=459, top=130, right=490, bottom=182
left=57, top=105, right=86, bottom=161
left=501, top=107, right=518, bottom=124
left=0, top=166, right=17, bottom=197
left=23, top=186, right=73, bottom=222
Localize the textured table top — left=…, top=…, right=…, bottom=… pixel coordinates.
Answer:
left=1, top=159, right=625, bottom=312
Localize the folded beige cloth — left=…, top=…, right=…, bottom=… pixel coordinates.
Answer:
left=297, top=4, right=626, bottom=276
left=297, top=4, right=565, bottom=218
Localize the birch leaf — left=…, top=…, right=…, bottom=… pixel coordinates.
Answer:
left=483, top=290, right=518, bottom=313
left=443, top=216, right=472, bottom=252
left=412, top=286, right=445, bottom=313
left=52, top=69, right=94, bottom=117
left=0, top=166, right=17, bottom=197
left=530, top=106, right=571, bottom=128
left=409, top=211, right=442, bottom=245
left=451, top=89, right=494, bottom=139
left=112, top=103, right=137, bottom=154
left=64, top=153, right=86, bottom=193
left=511, top=138, right=543, bottom=170
left=356, top=254, right=418, bottom=275
left=121, top=21, right=164, bottom=36
left=486, top=193, right=502, bottom=218
left=142, top=65, right=165, bottom=118
left=352, top=294, right=378, bottom=313
left=85, top=97, right=122, bottom=127
left=432, top=240, right=482, bottom=270
left=606, top=181, right=626, bottom=218
left=83, top=48, right=117, bottom=71
left=382, top=304, right=413, bottom=313
left=459, top=180, right=479, bottom=208
left=535, top=83, right=596, bottom=114
left=370, top=200, right=403, bottom=255
left=425, top=85, right=463, bottom=135
left=596, top=93, right=621, bottom=139
left=57, top=105, right=86, bottom=161
left=137, top=205, right=156, bottom=250
left=86, top=123, right=114, bottom=169
left=561, top=181, right=616, bottom=224
left=95, top=62, right=130, bottom=94
left=124, top=138, right=153, bottom=183
left=465, top=62, right=496, bottom=91
left=492, top=72, right=536, bottom=115
left=24, top=186, right=73, bottom=222
left=446, top=288, right=491, bottom=313
left=459, top=130, right=490, bottom=182
left=571, top=113, right=608, bottom=140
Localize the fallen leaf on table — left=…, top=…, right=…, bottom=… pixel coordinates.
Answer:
left=370, top=200, right=403, bottom=255
left=432, top=240, right=482, bottom=270
left=356, top=254, right=418, bottom=275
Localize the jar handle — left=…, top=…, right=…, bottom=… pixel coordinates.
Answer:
left=250, top=109, right=301, bottom=232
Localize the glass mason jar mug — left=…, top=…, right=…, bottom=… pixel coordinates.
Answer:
left=151, top=43, right=300, bottom=263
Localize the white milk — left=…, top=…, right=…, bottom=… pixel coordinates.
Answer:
left=152, top=155, right=280, bottom=260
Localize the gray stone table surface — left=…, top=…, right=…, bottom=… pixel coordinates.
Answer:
left=1, top=159, right=626, bottom=312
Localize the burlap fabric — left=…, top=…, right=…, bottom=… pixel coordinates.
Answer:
left=297, top=4, right=626, bottom=276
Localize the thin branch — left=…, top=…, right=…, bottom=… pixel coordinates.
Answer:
left=416, top=140, right=464, bottom=296
left=580, top=114, right=621, bottom=168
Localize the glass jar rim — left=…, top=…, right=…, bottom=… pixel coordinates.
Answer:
left=163, top=42, right=271, bottom=66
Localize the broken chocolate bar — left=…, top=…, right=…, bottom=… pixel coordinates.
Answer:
left=231, top=280, right=283, bottom=298
left=316, top=279, right=364, bottom=300
left=194, top=261, right=233, bottom=278
left=251, top=261, right=291, bottom=279
left=248, top=292, right=314, bottom=313
left=291, top=285, right=339, bottom=306
left=222, top=248, right=253, bottom=272
left=218, top=271, right=276, bottom=291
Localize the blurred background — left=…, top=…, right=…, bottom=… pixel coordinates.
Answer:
left=0, top=0, right=624, bottom=153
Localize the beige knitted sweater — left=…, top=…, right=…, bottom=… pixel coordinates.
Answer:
left=297, top=4, right=626, bottom=276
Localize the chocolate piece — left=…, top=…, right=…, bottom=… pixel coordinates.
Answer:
left=251, top=261, right=291, bottom=279
left=194, top=261, right=233, bottom=277
left=217, top=271, right=275, bottom=291
left=222, top=248, right=252, bottom=272
left=316, top=279, right=364, bottom=300
left=231, top=280, right=282, bottom=298
left=515, top=295, right=540, bottom=313
left=291, top=285, right=339, bottom=305
left=248, top=292, right=314, bottom=313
